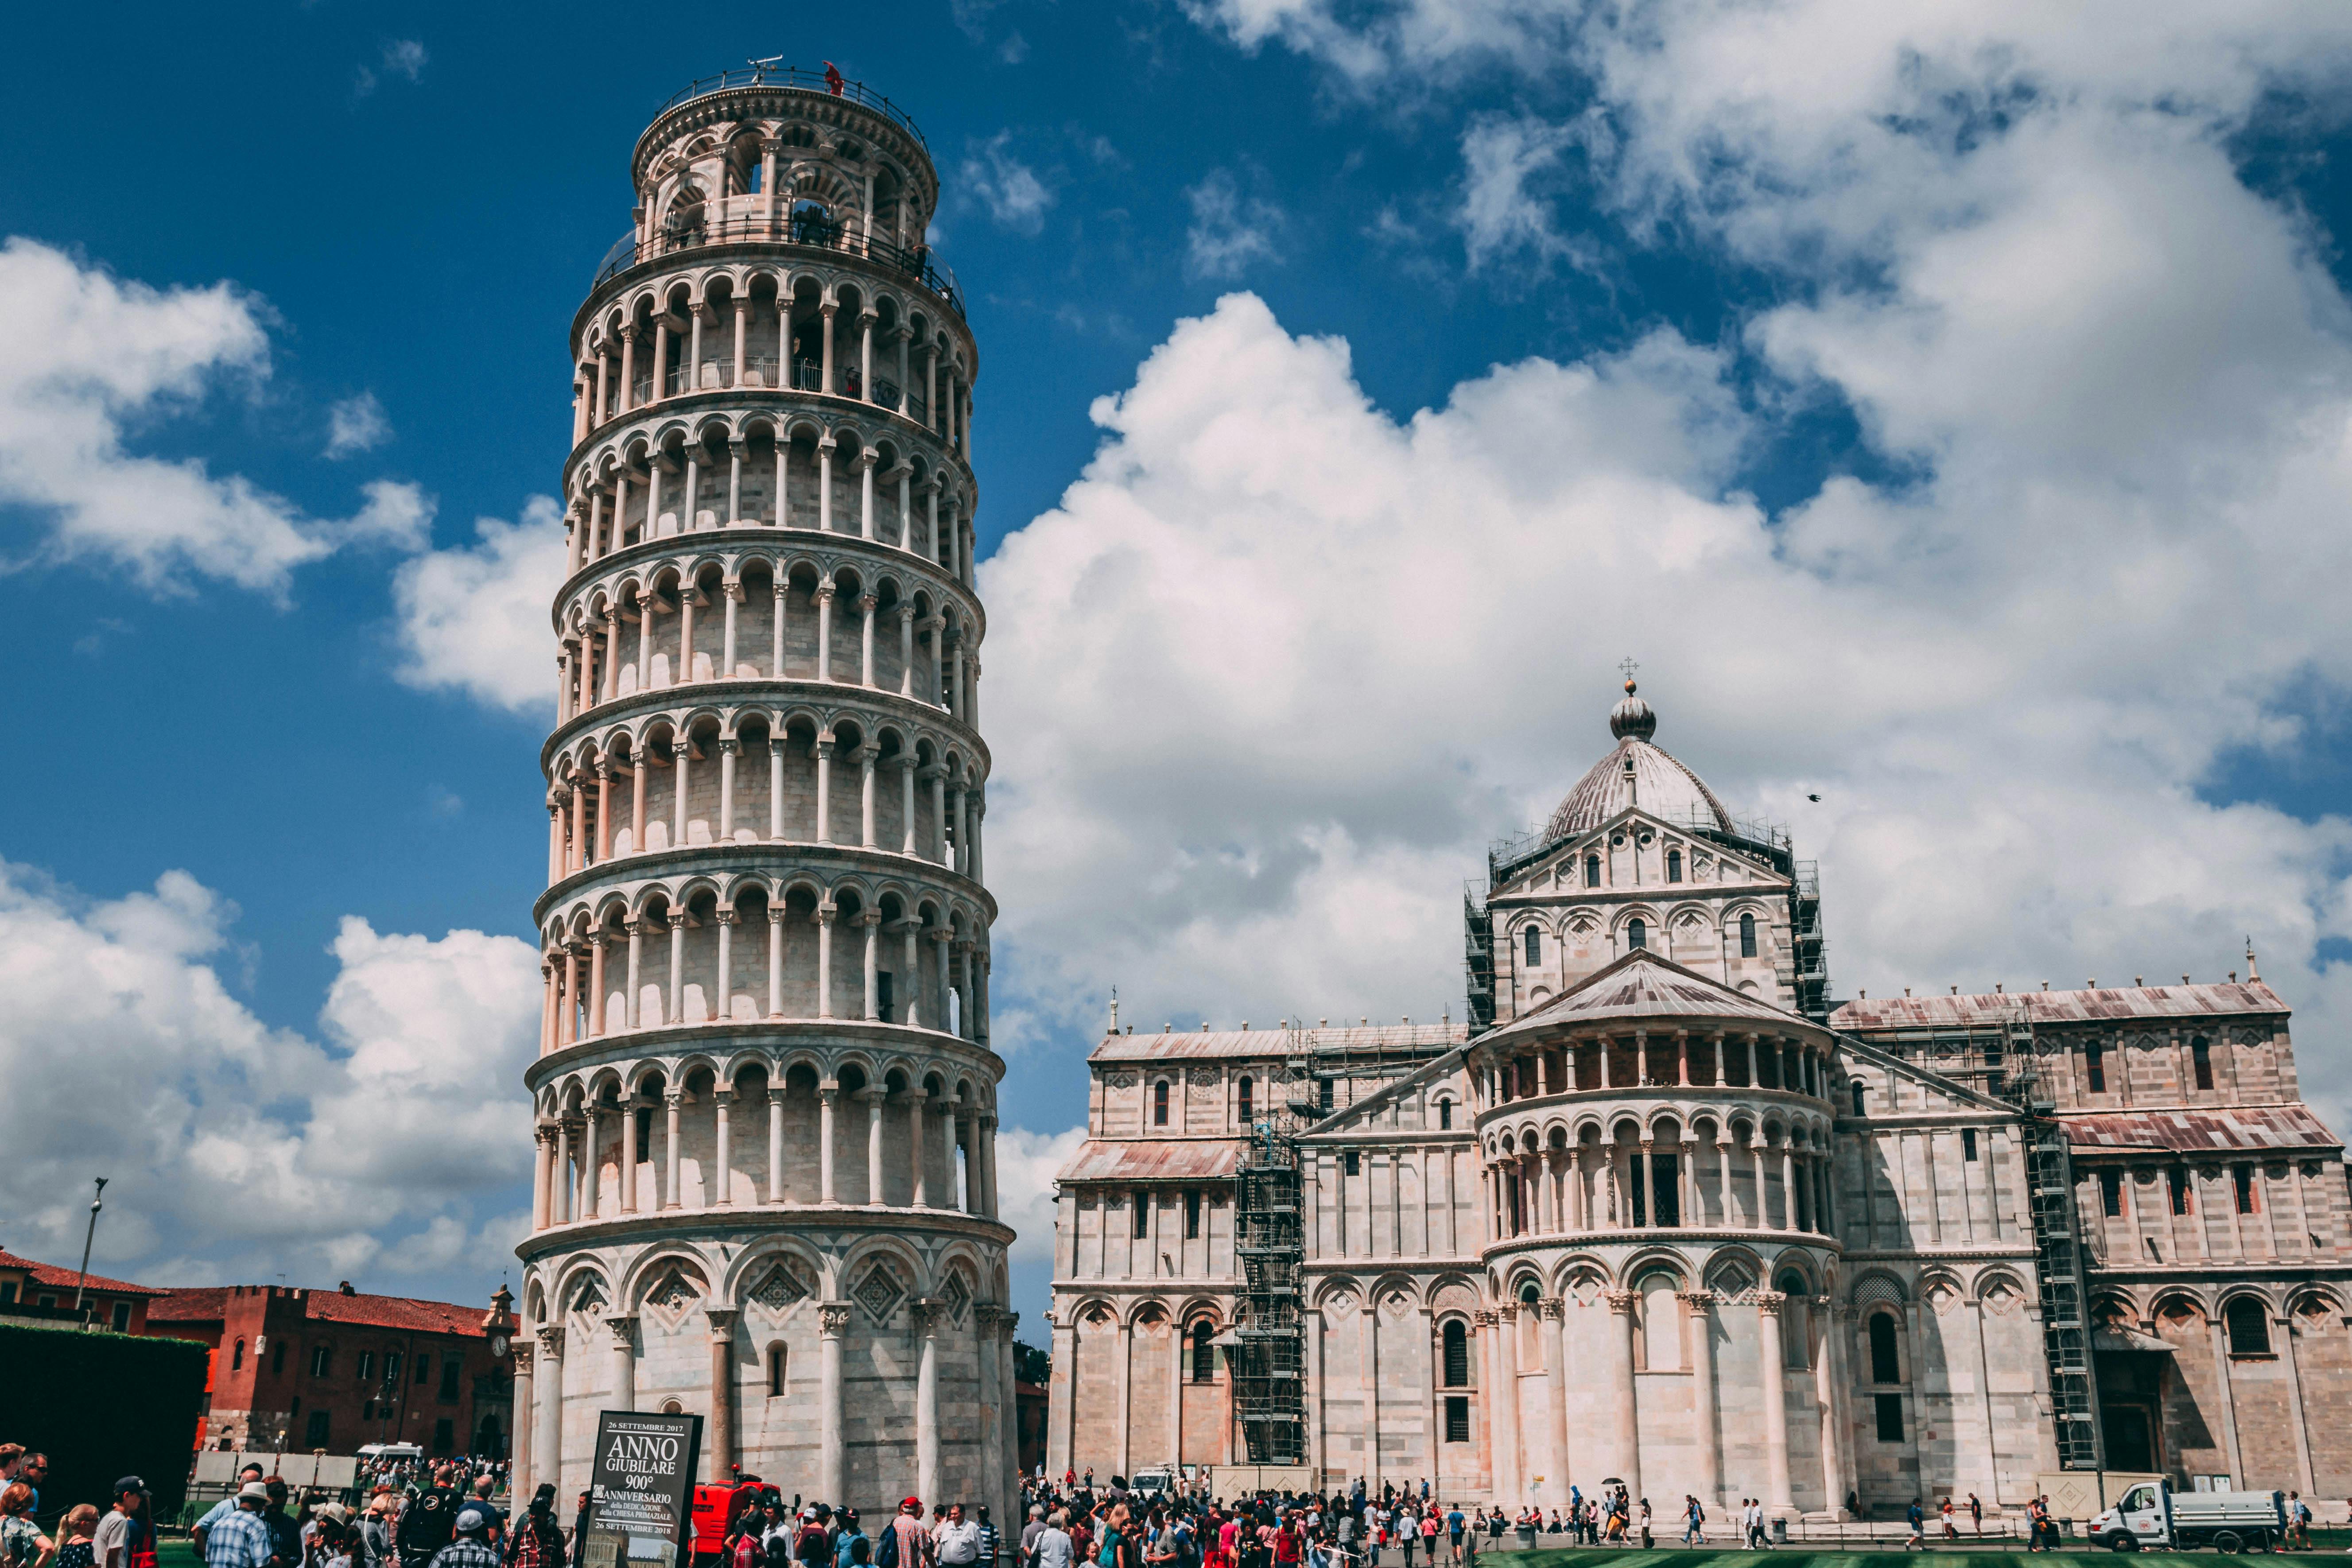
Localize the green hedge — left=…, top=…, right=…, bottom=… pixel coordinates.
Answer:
left=0, top=1320, right=208, bottom=1522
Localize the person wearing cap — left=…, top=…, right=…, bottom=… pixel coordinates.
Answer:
left=424, top=1508, right=500, bottom=1568
left=203, top=1485, right=275, bottom=1568
left=506, top=1486, right=566, bottom=1568
left=195, top=1467, right=271, bottom=1556
left=93, top=1480, right=145, bottom=1568
left=884, top=1501, right=930, bottom=1568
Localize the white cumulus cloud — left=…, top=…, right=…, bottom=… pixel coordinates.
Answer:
left=1185, top=169, right=1287, bottom=279
left=962, top=132, right=1056, bottom=235
left=326, top=391, right=392, bottom=458
left=0, top=862, right=540, bottom=1285
left=0, top=238, right=432, bottom=595
left=996, top=1125, right=1089, bottom=1264
left=390, top=495, right=567, bottom=715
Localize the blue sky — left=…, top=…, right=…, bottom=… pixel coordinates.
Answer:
left=6, top=0, right=2352, bottom=1337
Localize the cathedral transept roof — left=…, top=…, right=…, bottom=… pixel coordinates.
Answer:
left=1832, top=978, right=2286, bottom=1030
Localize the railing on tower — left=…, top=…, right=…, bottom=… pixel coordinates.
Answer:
left=650, top=65, right=931, bottom=155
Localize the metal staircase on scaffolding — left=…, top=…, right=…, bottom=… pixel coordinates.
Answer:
left=1993, top=1006, right=2106, bottom=1470
left=1232, top=1115, right=1304, bottom=1464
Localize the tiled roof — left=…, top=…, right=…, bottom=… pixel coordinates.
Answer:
left=0, top=1248, right=168, bottom=1297
left=1482, top=948, right=1803, bottom=1042
left=2063, top=1105, right=2343, bottom=1156
left=1832, top=981, right=2286, bottom=1032
left=1056, top=1139, right=1244, bottom=1183
left=1091, top=1022, right=1465, bottom=1063
left=147, top=1284, right=489, bottom=1337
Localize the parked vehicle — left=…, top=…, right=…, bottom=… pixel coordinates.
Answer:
left=2092, top=1481, right=2286, bottom=1552
left=1128, top=1468, right=1176, bottom=1501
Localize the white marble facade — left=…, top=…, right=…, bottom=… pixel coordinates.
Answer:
left=1051, top=685, right=2352, bottom=1513
left=513, top=70, right=1017, bottom=1521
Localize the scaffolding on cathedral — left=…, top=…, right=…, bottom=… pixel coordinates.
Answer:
left=1849, top=1002, right=2106, bottom=1469
left=1228, top=1021, right=1461, bottom=1465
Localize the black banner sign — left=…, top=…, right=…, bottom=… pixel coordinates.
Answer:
left=582, top=1410, right=704, bottom=1568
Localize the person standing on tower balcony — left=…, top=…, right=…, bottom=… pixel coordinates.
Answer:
left=823, top=62, right=844, bottom=95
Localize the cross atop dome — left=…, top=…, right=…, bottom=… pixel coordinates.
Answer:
left=1609, top=661, right=1657, bottom=742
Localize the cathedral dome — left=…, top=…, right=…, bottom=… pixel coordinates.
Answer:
left=1544, top=680, right=1733, bottom=841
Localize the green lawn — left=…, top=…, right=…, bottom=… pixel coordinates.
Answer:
left=1481, top=1552, right=2340, bottom=1568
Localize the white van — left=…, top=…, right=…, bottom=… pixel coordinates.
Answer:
left=1129, top=1468, right=1176, bottom=1501
left=2091, top=1480, right=2286, bottom=1552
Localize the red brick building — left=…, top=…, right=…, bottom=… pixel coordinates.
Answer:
left=0, top=1248, right=167, bottom=1334
left=146, top=1283, right=515, bottom=1458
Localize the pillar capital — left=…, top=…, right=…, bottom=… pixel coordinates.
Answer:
left=1753, top=1289, right=1788, bottom=1317
left=911, top=1298, right=944, bottom=1335
left=604, top=1312, right=640, bottom=1345
left=1472, top=1309, right=1498, bottom=1328
left=1675, top=1290, right=1718, bottom=1312
left=1604, top=1289, right=1638, bottom=1316
left=536, top=1326, right=566, bottom=1358
left=1535, top=1296, right=1565, bottom=1320
left=818, top=1302, right=852, bottom=1338
left=512, top=1340, right=536, bottom=1372
left=704, top=1307, right=738, bottom=1339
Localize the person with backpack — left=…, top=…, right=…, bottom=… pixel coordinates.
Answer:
left=881, top=1502, right=931, bottom=1568
left=1904, top=1500, right=1925, bottom=1552
left=503, top=1488, right=566, bottom=1568
left=397, top=1476, right=459, bottom=1568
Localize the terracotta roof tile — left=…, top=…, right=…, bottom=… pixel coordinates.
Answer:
left=0, top=1249, right=168, bottom=1297
left=1833, top=981, right=2286, bottom=1032
left=1056, top=1139, right=1244, bottom=1183
left=2063, top=1105, right=2343, bottom=1156
left=1091, top=1023, right=1465, bottom=1063
left=145, top=1285, right=489, bottom=1337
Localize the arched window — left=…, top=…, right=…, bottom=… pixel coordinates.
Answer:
left=1627, top=918, right=1646, bottom=951
left=1132, top=1190, right=1151, bottom=1239
left=2086, top=1042, right=2107, bottom=1094
left=1584, top=854, right=1601, bottom=887
left=1192, top=1322, right=1216, bottom=1383
left=1739, top=913, right=1758, bottom=958
left=1442, top=1320, right=1470, bottom=1387
left=1436, top=1099, right=1453, bottom=1131
left=2225, top=1298, right=2271, bottom=1355
left=1636, top=1270, right=1682, bottom=1371
left=1153, top=1080, right=1170, bottom=1126
left=310, top=1344, right=332, bottom=1378
left=1666, top=848, right=1683, bottom=883
left=1775, top=1269, right=1813, bottom=1368
left=232, top=1338, right=246, bottom=1371
left=1319, top=1075, right=1335, bottom=1113
left=1238, top=1077, right=1254, bottom=1124
left=2192, top=1036, right=2214, bottom=1091
left=1868, top=1311, right=1901, bottom=1383
left=1523, top=926, right=1541, bottom=966
left=768, top=1343, right=788, bottom=1396
left=1851, top=1082, right=1867, bottom=1116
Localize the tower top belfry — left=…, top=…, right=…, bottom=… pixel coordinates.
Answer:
left=516, top=64, right=1013, bottom=1521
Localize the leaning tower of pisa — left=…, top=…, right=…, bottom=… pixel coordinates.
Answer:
left=514, top=65, right=1013, bottom=1521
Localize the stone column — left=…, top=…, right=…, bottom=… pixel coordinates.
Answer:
left=711, top=1087, right=732, bottom=1208
left=580, top=1103, right=602, bottom=1220
left=1821, top=1300, right=1852, bottom=1518
left=863, top=1086, right=888, bottom=1204
left=511, top=1339, right=536, bottom=1498
left=1476, top=1310, right=1508, bottom=1502
left=818, top=1084, right=839, bottom=1203
left=606, top=1314, right=638, bottom=1413
left=535, top=1327, right=565, bottom=1493
left=1494, top=1304, right=1521, bottom=1503
left=706, top=1308, right=738, bottom=1479
left=532, top=1125, right=554, bottom=1230
left=1682, top=1292, right=1722, bottom=1507
left=977, top=1304, right=1005, bottom=1521
left=767, top=1088, right=787, bottom=1204
left=1607, top=1290, right=1641, bottom=1499
left=999, top=1315, right=1021, bottom=1520
left=907, top=1088, right=931, bottom=1206
left=1540, top=1297, right=1571, bottom=1508
left=819, top=1304, right=850, bottom=1504
left=1756, top=1292, right=1794, bottom=1511
left=619, top=1099, right=639, bottom=1214
left=1048, top=1310, right=1078, bottom=1481
left=553, top=1118, right=573, bottom=1225
left=915, top=1299, right=943, bottom=1509
left=663, top=1092, right=683, bottom=1209
left=2276, top=1306, right=2318, bottom=1498
left=2207, top=1315, right=2246, bottom=1483
left=1114, top=1313, right=1134, bottom=1479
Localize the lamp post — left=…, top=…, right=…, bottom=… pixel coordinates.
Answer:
left=70, top=1176, right=108, bottom=1327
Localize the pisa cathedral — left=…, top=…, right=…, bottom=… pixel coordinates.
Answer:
left=510, top=69, right=1019, bottom=1521
left=1048, top=683, right=2352, bottom=1515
